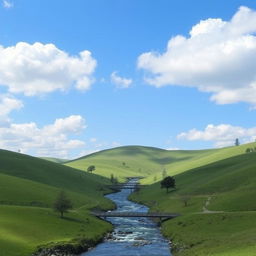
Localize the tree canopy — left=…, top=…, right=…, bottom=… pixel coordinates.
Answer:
left=161, top=176, right=175, bottom=193
left=87, top=165, right=96, bottom=173
left=53, top=191, right=72, bottom=218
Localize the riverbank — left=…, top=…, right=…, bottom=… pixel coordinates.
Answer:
left=80, top=179, right=172, bottom=256
left=130, top=183, right=256, bottom=256
left=32, top=233, right=112, bottom=256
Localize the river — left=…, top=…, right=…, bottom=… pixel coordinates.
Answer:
left=81, top=179, right=172, bottom=256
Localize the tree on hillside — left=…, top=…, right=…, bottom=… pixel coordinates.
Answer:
left=110, top=173, right=114, bottom=183
left=161, top=176, right=175, bottom=193
left=235, top=138, right=240, bottom=146
left=245, top=148, right=252, bottom=153
left=53, top=191, right=72, bottom=218
left=87, top=165, right=95, bottom=173
left=110, top=173, right=118, bottom=184
left=179, top=195, right=191, bottom=207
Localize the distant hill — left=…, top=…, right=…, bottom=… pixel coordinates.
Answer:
left=65, top=143, right=253, bottom=183
left=40, top=157, right=69, bottom=163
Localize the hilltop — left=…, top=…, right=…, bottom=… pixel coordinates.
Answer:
left=65, top=143, right=253, bottom=183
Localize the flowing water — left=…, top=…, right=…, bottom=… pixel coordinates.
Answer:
left=81, top=180, right=172, bottom=256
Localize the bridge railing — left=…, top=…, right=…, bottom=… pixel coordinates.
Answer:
left=91, top=211, right=180, bottom=219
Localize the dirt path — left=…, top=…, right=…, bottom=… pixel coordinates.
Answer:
left=202, top=196, right=223, bottom=214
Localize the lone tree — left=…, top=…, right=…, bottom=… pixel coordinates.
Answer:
left=110, top=173, right=114, bottom=183
left=110, top=173, right=118, bottom=184
left=235, top=138, right=240, bottom=146
left=245, top=148, right=252, bottom=153
left=180, top=195, right=191, bottom=207
left=87, top=165, right=95, bottom=173
left=53, top=191, right=72, bottom=218
left=161, top=176, right=175, bottom=193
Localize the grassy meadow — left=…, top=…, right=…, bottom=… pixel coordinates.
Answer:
left=0, top=149, right=114, bottom=256
left=1, top=142, right=256, bottom=255
left=129, top=144, right=256, bottom=256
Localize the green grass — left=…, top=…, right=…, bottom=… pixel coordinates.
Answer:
left=65, top=145, right=220, bottom=181
left=130, top=145, right=256, bottom=256
left=0, top=149, right=115, bottom=256
left=65, top=146, right=172, bottom=181
left=1, top=142, right=256, bottom=256
left=66, top=143, right=255, bottom=185
left=66, top=143, right=256, bottom=255
left=162, top=212, right=256, bottom=256
left=0, top=205, right=112, bottom=256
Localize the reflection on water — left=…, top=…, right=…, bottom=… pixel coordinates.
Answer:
left=81, top=180, right=172, bottom=256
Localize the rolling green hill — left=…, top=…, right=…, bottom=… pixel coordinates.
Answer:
left=1, top=142, right=256, bottom=256
left=0, top=149, right=114, bottom=256
left=130, top=145, right=256, bottom=256
left=65, top=143, right=256, bottom=255
left=65, top=143, right=253, bottom=184
left=65, top=146, right=172, bottom=181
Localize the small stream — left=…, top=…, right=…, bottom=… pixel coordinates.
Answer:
left=81, top=179, right=172, bottom=256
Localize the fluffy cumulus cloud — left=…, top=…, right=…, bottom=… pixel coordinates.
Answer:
left=0, top=42, right=97, bottom=96
left=0, top=115, right=86, bottom=158
left=138, top=6, right=256, bottom=106
left=177, top=124, right=256, bottom=147
left=111, top=71, right=132, bottom=88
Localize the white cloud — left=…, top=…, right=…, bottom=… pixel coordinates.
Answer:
left=0, top=42, right=97, bottom=96
left=0, top=94, right=23, bottom=117
left=177, top=124, right=256, bottom=147
left=0, top=115, right=86, bottom=158
left=138, top=6, right=256, bottom=106
left=2, top=0, right=13, bottom=8
left=167, top=147, right=180, bottom=150
left=111, top=71, right=132, bottom=88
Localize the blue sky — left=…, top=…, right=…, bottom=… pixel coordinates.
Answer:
left=1, top=0, right=256, bottom=158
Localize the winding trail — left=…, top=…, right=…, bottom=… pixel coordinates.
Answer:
left=202, top=196, right=223, bottom=214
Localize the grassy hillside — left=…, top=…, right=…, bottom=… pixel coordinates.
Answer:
left=130, top=145, right=256, bottom=256
left=0, top=205, right=112, bottom=256
left=0, top=149, right=114, bottom=256
left=1, top=142, right=256, bottom=256
left=66, top=143, right=253, bottom=184
left=66, top=146, right=221, bottom=181
left=142, top=142, right=256, bottom=184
